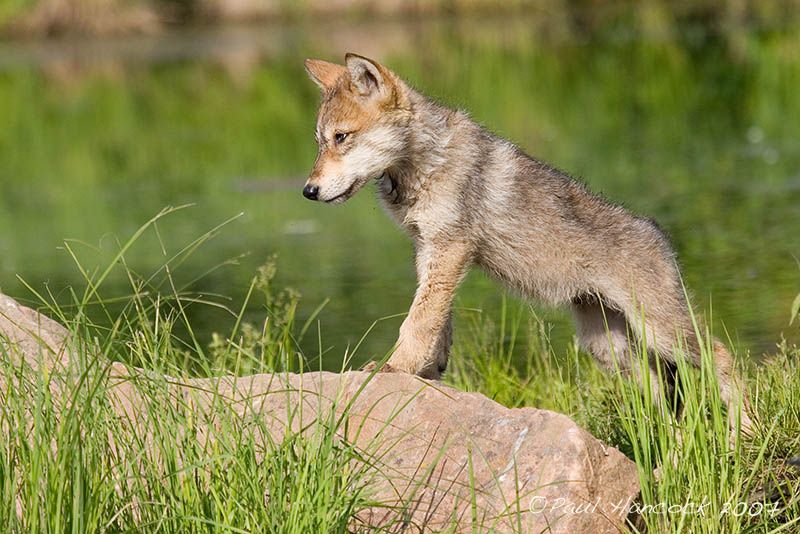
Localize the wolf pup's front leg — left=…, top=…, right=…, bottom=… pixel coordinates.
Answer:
left=387, top=241, right=471, bottom=379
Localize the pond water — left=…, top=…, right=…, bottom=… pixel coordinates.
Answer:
left=0, top=9, right=798, bottom=369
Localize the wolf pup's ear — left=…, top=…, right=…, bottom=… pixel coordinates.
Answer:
left=345, top=53, right=389, bottom=98
left=304, top=59, right=346, bottom=90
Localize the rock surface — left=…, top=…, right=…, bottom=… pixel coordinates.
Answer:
left=0, top=293, right=639, bottom=532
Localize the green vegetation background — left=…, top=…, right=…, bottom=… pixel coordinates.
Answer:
left=1, top=9, right=798, bottom=366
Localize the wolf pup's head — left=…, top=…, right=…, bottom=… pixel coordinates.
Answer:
left=302, top=53, right=410, bottom=203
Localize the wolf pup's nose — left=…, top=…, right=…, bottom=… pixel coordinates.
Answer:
left=302, top=184, right=319, bottom=200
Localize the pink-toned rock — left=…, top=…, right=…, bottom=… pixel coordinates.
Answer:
left=0, top=293, right=639, bottom=532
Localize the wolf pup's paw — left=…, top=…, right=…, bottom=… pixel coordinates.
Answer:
left=361, top=361, right=399, bottom=374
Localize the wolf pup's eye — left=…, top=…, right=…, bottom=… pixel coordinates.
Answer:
left=334, top=132, right=349, bottom=145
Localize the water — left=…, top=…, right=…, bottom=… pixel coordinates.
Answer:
left=1, top=10, right=798, bottom=369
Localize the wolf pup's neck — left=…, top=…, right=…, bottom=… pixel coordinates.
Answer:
left=382, top=88, right=461, bottom=206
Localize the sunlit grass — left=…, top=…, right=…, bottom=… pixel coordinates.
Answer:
left=1, top=209, right=385, bottom=532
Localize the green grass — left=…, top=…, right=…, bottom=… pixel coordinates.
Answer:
left=1, top=213, right=799, bottom=532
left=0, top=211, right=412, bottom=532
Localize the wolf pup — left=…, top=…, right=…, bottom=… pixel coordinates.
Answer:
left=302, top=53, right=752, bottom=433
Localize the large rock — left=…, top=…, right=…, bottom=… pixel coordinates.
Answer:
left=0, top=293, right=639, bottom=532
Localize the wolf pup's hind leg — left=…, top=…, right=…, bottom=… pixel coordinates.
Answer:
left=712, top=339, right=754, bottom=435
left=572, top=295, right=674, bottom=411
left=614, top=277, right=754, bottom=438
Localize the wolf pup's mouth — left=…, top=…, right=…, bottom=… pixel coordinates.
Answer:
left=324, top=181, right=359, bottom=204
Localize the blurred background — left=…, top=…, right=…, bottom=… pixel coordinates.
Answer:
left=0, top=0, right=798, bottom=369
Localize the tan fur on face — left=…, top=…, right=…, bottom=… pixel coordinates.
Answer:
left=302, top=53, right=754, bottom=435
